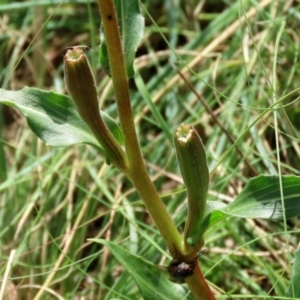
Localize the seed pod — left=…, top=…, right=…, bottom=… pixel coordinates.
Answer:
left=64, top=47, right=127, bottom=170
left=174, top=124, right=209, bottom=245
left=64, top=47, right=101, bottom=124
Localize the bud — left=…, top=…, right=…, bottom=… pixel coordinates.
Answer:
left=64, top=47, right=128, bottom=170
left=174, top=124, right=209, bottom=245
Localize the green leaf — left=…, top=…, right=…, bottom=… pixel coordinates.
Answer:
left=99, top=0, right=144, bottom=78
left=90, top=239, right=193, bottom=300
left=101, top=110, right=124, bottom=146
left=187, top=201, right=228, bottom=245
left=188, top=175, right=300, bottom=245
left=286, top=242, right=300, bottom=299
left=0, top=87, right=123, bottom=149
left=224, top=175, right=300, bottom=219
left=204, top=201, right=228, bottom=229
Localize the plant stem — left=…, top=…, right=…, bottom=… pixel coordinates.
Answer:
left=96, top=0, right=183, bottom=256
left=186, top=264, right=216, bottom=300
left=95, top=1, right=216, bottom=298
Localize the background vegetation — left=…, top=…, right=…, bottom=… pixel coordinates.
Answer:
left=1, top=0, right=300, bottom=299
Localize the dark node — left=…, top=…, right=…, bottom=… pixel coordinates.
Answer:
left=167, top=256, right=197, bottom=283
left=107, top=15, right=112, bottom=20
left=166, top=248, right=206, bottom=283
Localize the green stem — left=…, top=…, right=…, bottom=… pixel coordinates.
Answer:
left=96, top=0, right=183, bottom=256
left=96, top=1, right=216, bottom=298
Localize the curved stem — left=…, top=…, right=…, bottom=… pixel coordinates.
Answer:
left=96, top=1, right=215, bottom=299
left=97, top=0, right=183, bottom=256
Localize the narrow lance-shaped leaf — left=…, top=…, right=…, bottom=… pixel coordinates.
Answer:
left=174, top=124, right=209, bottom=246
left=193, top=175, right=300, bottom=245
left=286, top=242, right=300, bottom=298
left=90, top=239, right=194, bottom=300
left=224, top=175, right=300, bottom=219
left=99, top=0, right=144, bottom=78
left=0, top=87, right=122, bottom=151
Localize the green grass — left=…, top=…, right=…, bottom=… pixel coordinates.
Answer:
left=1, top=0, right=300, bottom=299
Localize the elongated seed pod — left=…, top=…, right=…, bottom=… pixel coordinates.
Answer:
left=64, top=47, right=128, bottom=170
left=174, top=124, right=209, bottom=245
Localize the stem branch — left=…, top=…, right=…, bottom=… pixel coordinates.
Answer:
left=97, top=0, right=183, bottom=255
